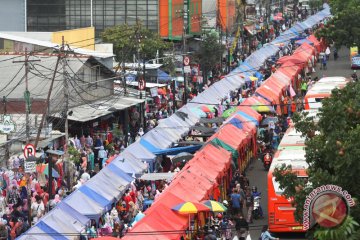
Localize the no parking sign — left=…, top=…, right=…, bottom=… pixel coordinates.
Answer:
left=23, top=143, right=36, bottom=159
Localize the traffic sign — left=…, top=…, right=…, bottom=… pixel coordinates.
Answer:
left=23, top=143, right=36, bottom=159
left=24, top=160, right=36, bottom=173
left=184, top=65, right=191, bottom=74
left=183, top=56, right=190, bottom=66
left=138, top=78, right=146, bottom=90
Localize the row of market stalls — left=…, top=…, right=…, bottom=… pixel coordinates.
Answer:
left=120, top=4, right=331, bottom=240
left=18, top=4, right=331, bottom=240
left=123, top=106, right=261, bottom=240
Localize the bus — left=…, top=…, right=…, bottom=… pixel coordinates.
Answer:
left=304, top=77, right=349, bottom=110
left=268, top=127, right=308, bottom=232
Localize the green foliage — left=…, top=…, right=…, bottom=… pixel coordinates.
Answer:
left=68, top=146, right=80, bottom=165
left=314, top=216, right=359, bottom=240
left=195, top=31, right=225, bottom=75
left=316, top=0, right=360, bottom=48
left=274, top=82, right=360, bottom=237
left=309, top=0, right=323, bottom=10
left=101, top=22, right=172, bottom=62
left=162, top=55, right=177, bottom=76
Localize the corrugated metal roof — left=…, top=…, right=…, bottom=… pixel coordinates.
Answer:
left=0, top=55, right=84, bottom=99
left=54, top=95, right=145, bottom=122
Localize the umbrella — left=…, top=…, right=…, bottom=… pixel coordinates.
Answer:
left=171, top=152, right=194, bottom=165
left=222, top=107, right=237, bottom=118
left=206, top=105, right=216, bottom=113
left=172, top=201, right=210, bottom=214
left=190, top=108, right=207, bottom=118
left=249, top=76, right=258, bottom=81
left=252, top=105, right=275, bottom=113
left=172, top=201, right=210, bottom=235
left=199, top=105, right=211, bottom=113
left=37, top=164, right=60, bottom=178
left=157, top=88, right=166, bottom=95
left=131, top=211, right=145, bottom=226
left=202, top=200, right=228, bottom=212
left=261, top=116, right=279, bottom=126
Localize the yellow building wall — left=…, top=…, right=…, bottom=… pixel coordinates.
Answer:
left=51, top=27, right=95, bottom=51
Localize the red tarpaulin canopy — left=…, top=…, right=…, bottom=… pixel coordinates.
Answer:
left=236, top=106, right=263, bottom=122
left=307, top=35, right=321, bottom=52
left=208, top=124, right=248, bottom=150
left=228, top=114, right=257, bottom=135
left=277, top=63, right=301, bottom=80
left=127, top=203, right=188, bottom=240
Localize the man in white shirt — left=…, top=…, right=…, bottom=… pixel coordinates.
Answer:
left=31, top=196, right=45, bottom=224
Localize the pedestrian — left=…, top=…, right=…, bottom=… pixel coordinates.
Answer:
left=234, top=214, right=249, bottom=240
left=230, top=189, right=242, bottom=216
left=260, top=225, right=279, bottom=240
left=325, top=46, right=331, bottom=60
left=74, top=135, right=81, bottom=150
left=300, top=80, right=308, bottom=97
left=87, top=148, right=95, bottom=172
left=31, top=195, right=45, bottom=224
left=98, top=146, right=107, bottom=171
left=85, top=135, right=93, bottom=148
left=204, top=229, right=217, bottom=240
left=321, top=55, right=327, bottom=70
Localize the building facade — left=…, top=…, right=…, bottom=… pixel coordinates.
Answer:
left=0, top=0, right=26, bottom=31
left=27, top=0, right=159, bottom=35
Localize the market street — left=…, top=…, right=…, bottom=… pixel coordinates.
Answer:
left=244, top=46, right=351, bottom=240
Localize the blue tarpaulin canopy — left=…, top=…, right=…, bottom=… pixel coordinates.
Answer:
left=140, top=138, right=201, bottom=155
left=157, top=69, right=172, bottom=83
left=296, top=39, right=314, bottom=45
left=228, top=118, right=243, bottom=129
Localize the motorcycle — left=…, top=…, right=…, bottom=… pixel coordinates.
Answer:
left=263, top=152, right=272, bottom=170
left=253, top=195, right=262, bottom=220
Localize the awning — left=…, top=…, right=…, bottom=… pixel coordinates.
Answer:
left=36, top=133, right=65, bottom=148
left=140, top=139, right=202, bottom=155
left=199, top=117, right=225, bottom=124
left=126, top=81, right=167, bottom=88
left=56, top=95, right=145, bottom=122
left=139, top=172, right=175, bottom=181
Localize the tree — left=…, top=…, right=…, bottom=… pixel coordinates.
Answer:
left=316, top=0, right=360, bottom=48
left=195, top=31, right=225, bottom=81
left=274, top=81, right=360, bottom=239
left=101, top=22, right=172, bottom=63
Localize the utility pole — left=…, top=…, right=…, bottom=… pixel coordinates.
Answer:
left=13, top=49, right=40, bottom=143
left=217, top=0, right=223, bottom=74
left=34, top=55, right=61, bottom=148
left=226, top=29, right=231, bottom=73
left=13, top=49, right=40, bottom=227
left=182, top=24, right=188, bottom=105
left=61, top=36, right=71, bottom=189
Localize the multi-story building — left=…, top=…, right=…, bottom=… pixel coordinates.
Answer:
left=0, top=0, right=203, bottom=39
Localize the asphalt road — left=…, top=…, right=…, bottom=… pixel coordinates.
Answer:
left=239, top=46, right=351, bottom=240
